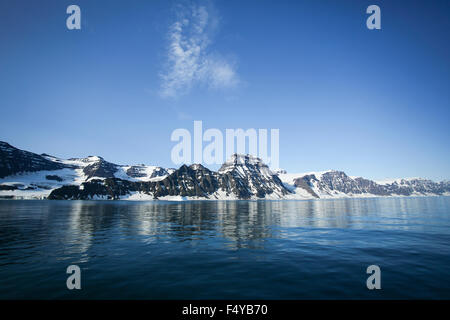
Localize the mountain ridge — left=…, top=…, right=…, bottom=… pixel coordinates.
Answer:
left=0, top=141, right=449, bottom=200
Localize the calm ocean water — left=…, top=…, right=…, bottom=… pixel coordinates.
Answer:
left=0, top=197, right=449, bottom=299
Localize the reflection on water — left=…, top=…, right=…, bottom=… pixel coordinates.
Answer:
left=0, top=197, right=449, bottom=299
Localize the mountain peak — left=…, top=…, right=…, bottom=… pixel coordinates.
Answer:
left=219, top=154, right=266, bottom=171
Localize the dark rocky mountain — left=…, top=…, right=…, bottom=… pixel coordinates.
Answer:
left=0, top=141, right=67, bottom=178
left=218, top=154, right=290, bottom=199
left=48, top=178, right=140, bottom=200
left=157, top=164, right=219, bottom=197
left=82, top=157, right=118, bottom=180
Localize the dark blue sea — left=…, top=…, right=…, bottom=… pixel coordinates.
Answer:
left=0, top=197, right=449, bottom=299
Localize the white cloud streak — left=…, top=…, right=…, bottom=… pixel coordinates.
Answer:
left=160, top=3, right=239, bottom=98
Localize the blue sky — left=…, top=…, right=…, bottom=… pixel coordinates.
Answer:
left=0, top=0, right=449, bottom=181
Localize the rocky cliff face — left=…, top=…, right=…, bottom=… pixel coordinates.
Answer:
left=218, top=154, right=290, bottom=199
left=0, top=141, right=67, bottom=178
left=281, top=170, right=450, bottom=198
left=291, top=171, right=385, bottom=197
left=153, top=164, right=220, bottom=198
left=82, top=157, right=118, bottom=180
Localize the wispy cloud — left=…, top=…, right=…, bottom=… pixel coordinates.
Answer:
left=160, top=2, right=239, bottom=98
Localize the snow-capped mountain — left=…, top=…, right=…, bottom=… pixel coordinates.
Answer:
left=218, top=154, right=290, bottom=199
left=0, top=142, right=171, bottom=199
left=278, top=170, right=450, bottom=199
left=48, top=155, right=291, bottom=201
left=0, top=141, right=449, bottom=200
